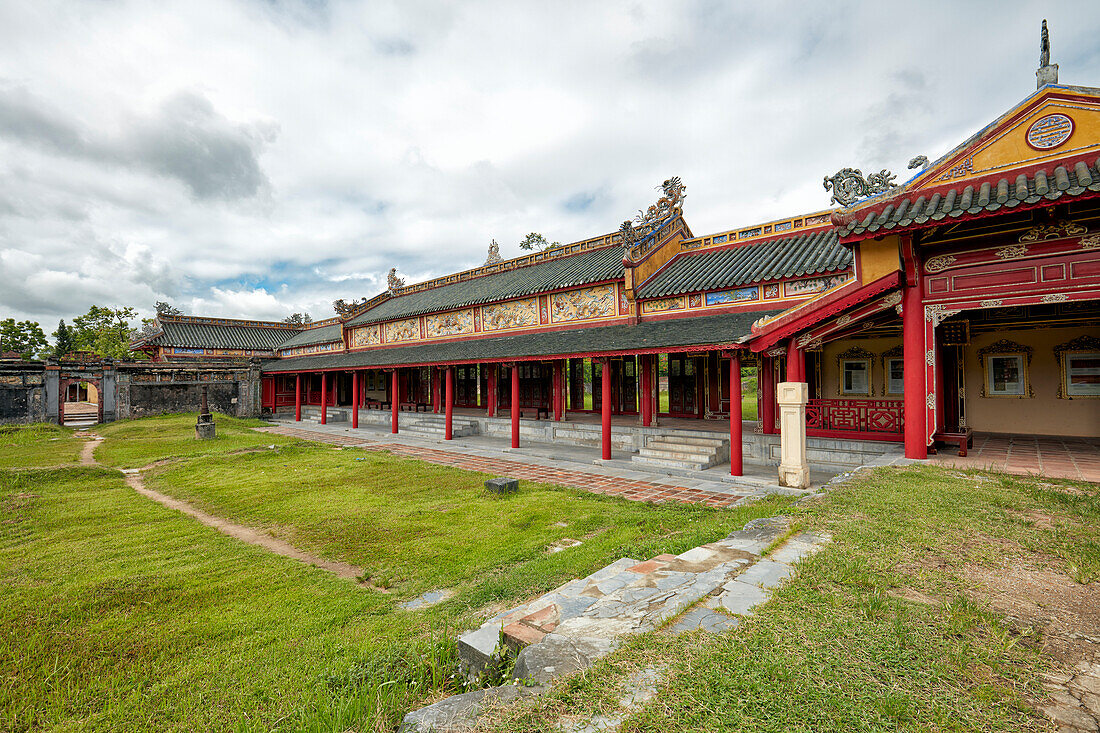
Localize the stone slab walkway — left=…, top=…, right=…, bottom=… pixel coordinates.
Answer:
left=257, top=421, right=817, bottom=508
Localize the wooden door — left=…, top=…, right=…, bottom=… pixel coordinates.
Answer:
left=666, top=354, right=700, bottom=417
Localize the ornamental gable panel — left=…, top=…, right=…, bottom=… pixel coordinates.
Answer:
left=550, top=284, right=617, bottom=323
left=481, top=297, right=539, bottom=332
left=350, top=324, right=380, bottom=347
left=384, top=317, right=421, bottom=343
left=783, top=273, right=850, bottom=297
left=641, top=296, right=685, bottom=314
left=425, top=309, right=474, bottom=339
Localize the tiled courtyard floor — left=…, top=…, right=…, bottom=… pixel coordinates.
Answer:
left=927, top=433, right=1100, bottom=483
left=255, top=422, right=817, bottom=508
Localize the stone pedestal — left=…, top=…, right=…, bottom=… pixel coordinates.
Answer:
left=776, top=381, right=809, bottom=489
left=196, top=414, right=216, bottom=440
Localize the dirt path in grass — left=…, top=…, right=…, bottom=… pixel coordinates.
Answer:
left=73, top=431, right=368, bottom=583
left=121, top=470, right=366, bottom=580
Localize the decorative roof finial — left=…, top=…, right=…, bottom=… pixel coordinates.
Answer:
left=386, top=267, right=405, bottom=294
left=1036, top=19, right=1058, bottom=88
left=484, top=238, right=501, bottom=265
left=823, top=168, right=897, bottom=207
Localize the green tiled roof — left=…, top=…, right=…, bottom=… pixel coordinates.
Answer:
left=835, top=156, right=1100, bottom=239
left=149, top=320, right=296, bottom=351
left=636, top=228, right=850, bottom=299
left=276, top=323, right=344, bottom=350
left=263, top=310, right=777, bottom=372
left=348, top=246, right=625, bottom=326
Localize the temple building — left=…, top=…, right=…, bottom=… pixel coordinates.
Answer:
left=133, top=34, right=1100, bottom=477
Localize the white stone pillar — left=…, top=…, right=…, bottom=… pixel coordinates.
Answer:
left=777, top=381, right=810, bottom=489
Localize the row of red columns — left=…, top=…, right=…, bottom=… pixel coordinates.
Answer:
left=287, top=354, right=748, bottom=472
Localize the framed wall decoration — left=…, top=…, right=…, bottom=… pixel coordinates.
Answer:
left=836, top=346, right=875, bottom=396
left=1054, top=335, right=1100, bottom=398
left=977, top=339, right=1033, bottom=398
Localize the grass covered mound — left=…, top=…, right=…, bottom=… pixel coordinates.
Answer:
left=0, top=423, right=82, bottom=468
left=92, top=412, right=298, bottom=468
left=485, top=466, right=1099, bottom=732
left=2, top=413, right=794, bottom=730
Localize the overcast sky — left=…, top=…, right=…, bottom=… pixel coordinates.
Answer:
left=2, top=1, right=1099, bottom=329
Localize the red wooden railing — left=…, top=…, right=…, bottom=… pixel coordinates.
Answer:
left=805, top=398, right=903, bottom=442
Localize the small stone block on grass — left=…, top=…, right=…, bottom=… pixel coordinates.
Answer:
left=485, top=477, right=519, bottom=493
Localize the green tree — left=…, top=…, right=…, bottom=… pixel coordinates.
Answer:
left=518, top=232, right=562, bottom=252
left=71, top=305, right=139, bottom=360
left=52, top=319, right=76, bottom=359
left=0, top=318, right=48, bottom=360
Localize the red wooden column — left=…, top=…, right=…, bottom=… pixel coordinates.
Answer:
left=729, top=351, right=743, bottom=476
left=600, top=357, right=612, bottom=460
left=445, top=366, right=454, bottom=440
left=510, top=364, right=520, bottom=448
left=640, top=354, right=652, bottom=427
left=760, top=356, right=776, bottom=434
left=320, top=372, right=328, bottom=425
left=552, top=360, right=563, bottom=421
left=351, top=371, right=359, bottom=429
left=785, top=340, right=804, bottom=382
left=487, top=365, right=498, bottom=417
left=294, top=373, right=302, bottom=421
left=432, top=368, right=441, bottom=413
left=902, top=274, right=927, bottom=459
left=390, top=370, right=400, bottom=434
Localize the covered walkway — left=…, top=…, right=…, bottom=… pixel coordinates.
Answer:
left=927, top=434, right=1100, bottom=483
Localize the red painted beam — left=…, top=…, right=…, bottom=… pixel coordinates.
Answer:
left=552, top=360, right=563, bottom=421
left=294, top=373, right=301, bottom=422
left=511, top=364, right=520, bottom=449
left=730, top=351, right=742, bottom=476
left=760, top=356, right=776, bottom=434
left=601, top=358, right=611, bottom=460
left=487, top=365, right=497, bottom=418
left=445, top=366, right=454, bottom=440
left=351, top=371, right=359, bottom=429
left=320, top=372, right=327, bottom=425
left=640, top=354, right=652, bottom=427
left=902, top=236, right=927, bottom=459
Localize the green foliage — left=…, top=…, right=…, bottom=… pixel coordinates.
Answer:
left=518, top=232, right=562, bottom=251
left=51, top=319, right=75, bottom=359
left=0, top=318, right=48, bottom=360
left=70, top=305, right=139, bottom=360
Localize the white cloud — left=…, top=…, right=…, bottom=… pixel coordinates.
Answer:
left=0, top=0, right=1098, bottom=329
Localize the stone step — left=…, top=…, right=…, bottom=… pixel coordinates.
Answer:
left=648, top=435, right=729, bottom=449
left=631, top=454, right=713, bottom=472
left=637, top=446, right=720, bottom=462
left=404, top=425, right=479, bottom=438
left=644, top=438, right=723, bottom=453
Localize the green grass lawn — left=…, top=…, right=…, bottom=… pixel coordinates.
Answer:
left=486, top=465, right=1100, bottom=732
left=2, top=416, right=793, bottom=730
left=0, top=423, right=83, bottom=468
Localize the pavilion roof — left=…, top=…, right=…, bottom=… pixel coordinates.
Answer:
left=347, top=245, right=625, bottom=326
left=275, top=323, right=344, bottom=350
left=263, top=310, right=777, bottom=372
left=636, top=227, right=850, bottom=299
left=144, top=318, right=297, bottom=351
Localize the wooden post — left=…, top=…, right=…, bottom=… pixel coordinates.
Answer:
left=552, top=360, right=563, bottom=421
left=786, top=340, right=804, bottom=382
left=903, top=279, right=927, bottom=458
left=600, top=357, right=612, bottom=460
left=487, top=364, right=497, bottom=418
left=294, top=373, right=302, bottom=421
left=729, top=351, right=743, bottom=476
left=390, top=370, right=399, bottom=434
left=511, top=364, right=520, bottom=448
left=351, top=371, right=359, bottom=429
left=445, top=366, right=454, bottom=440
left=432, top=368, right=441, bottom=414
left=640, top=354, right=652, bottom=427
left=320, top=372, right=327, bottom=425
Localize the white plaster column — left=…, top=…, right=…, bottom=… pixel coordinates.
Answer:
left=777, top=381, right=810, bottom=489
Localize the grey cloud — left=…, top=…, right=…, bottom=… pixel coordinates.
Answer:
left=0, top=84, right=274, bottom=201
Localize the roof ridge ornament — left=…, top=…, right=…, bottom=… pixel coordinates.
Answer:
left=484, top=238, right=501, bottom=265
left=908, top=155, right=929, bottom=170
left=823, top=168, right=898, bottom=207
left=620, top=176, right=686, bottom=261
left=1037, top=19, right=1058, bottom=88
left=386, top=267, right=405, bottom=295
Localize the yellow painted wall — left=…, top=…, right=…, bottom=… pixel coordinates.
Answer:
left=818, top=337, right=903, bottom=400
left=856, top=236, right=900, bottom=284
left=963, top=326, right=1100, bottom=438
left=630, top=225, right=688, bottom=294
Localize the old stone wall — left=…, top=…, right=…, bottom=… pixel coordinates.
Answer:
left=0, top=362, right=48, bottom=425
left=115, top=362, right=263, bottom=420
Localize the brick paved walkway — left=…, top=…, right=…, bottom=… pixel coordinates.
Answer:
left=256, top=425, right=748, bottom=507
left=927, top=433, right=1100, bottom=483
